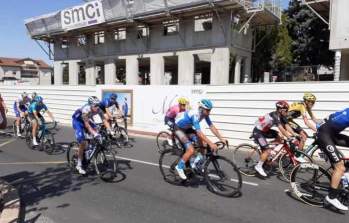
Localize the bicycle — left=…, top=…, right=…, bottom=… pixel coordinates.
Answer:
left=290, top=154, right=349, bottom=208
left=66, top=134, right=118, bottom=181
left=156, top=127, right=181, bottom=153
left=25, top=120, right=57, bottom=154
left=110, top=116, right=129, bottom=147
left=159, top=141, right=242, bottom=197
left=233, top=137, right=312, bottom=181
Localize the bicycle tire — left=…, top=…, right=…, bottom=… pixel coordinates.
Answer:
left=204, top=155, right=242, bottom=197
left=25, top=127, right=33, bottom=149
left=117, top=127, right=129, bottom=146
left=233, top=143, right=260, bottom=176
left=41, top=130, right=56, bottom=154
left=290, top=162, right=331, bottom=207
left=279, top=150, right=313, bottom=182
left=159, top=148, right=184, bottom=185
left=94, top=148, right=117, bottom=181
left=67, top=142, right=79, bottom=170
left=156, top=131, right=172, bottom=153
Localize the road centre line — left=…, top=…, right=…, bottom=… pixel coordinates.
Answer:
left=0, top=138, right=17, bottom=148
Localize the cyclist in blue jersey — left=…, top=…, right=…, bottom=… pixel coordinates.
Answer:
left=72, top=96, right=113, bottom=175
left=13, top=92, right=30, bottom=136
left=174, top=99, right=227, bottom=180
left=317, top=108, right=349, bottom=211
left=28, top=96, right=55, bottom=146
left=99, top=93, right=122, bottom=121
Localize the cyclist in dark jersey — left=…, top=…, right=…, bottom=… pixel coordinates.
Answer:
left=317, top=108, right=349, bottom=211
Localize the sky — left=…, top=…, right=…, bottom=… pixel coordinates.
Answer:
left=0, top=0, right=290, bottom=66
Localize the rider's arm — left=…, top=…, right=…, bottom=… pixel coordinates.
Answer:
left=105, top=107, right=113, bottom=118
left=284, top=123, right=299, bottom=137
left=302, top=114, right=317, bottom=132
left=82, top=114, right=97, bottom=136
left=196, top=130, right=216, bottom=149
left=277, top=124, right=293, bottom=139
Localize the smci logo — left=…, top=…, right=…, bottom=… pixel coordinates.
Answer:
left=61, top=0, right=105, bottom=30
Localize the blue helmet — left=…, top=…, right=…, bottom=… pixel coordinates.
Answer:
left=199, top=99, right=213, bottom=110
left=110, top=93, right=117, bottom=101
left=34, top=96, right=43, bottom=103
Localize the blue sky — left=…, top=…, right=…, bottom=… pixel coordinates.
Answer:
left=0, top=0, right=290, bottom=65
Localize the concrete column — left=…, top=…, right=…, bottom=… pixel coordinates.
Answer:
left=210, top=48, right=230, bottom=85
left=334, top=50, right=341, bottom=81
left=53, top=61, right=63, bottom=85
left=178, top=51, right=194, bottom=85
left=126, top=56, right=139, bottom=85
left=340, top=53, right=349, bottom=80
left=68, top=61, right=79, bottom=85
left=150, top=55, right=165, bottom=85
left=244, top=56, right=252, bottom=83
left=85, top=62, right=96, bottom=86
left=234, top=56, right=242, bottom=84
left=105, top=59, right=116, bottom=84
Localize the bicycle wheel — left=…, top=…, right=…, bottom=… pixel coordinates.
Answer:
left=25, top=128, right=33, bottom=149
left=159, top=148, right=184, bottom=185
left=279, top=150, right=313, bottom=182
left=233, top=143, right=260, bottom=176
left=67, top=142, right=79, bottom=170
left=12, top=120, right=18, bottom=136
left=290, top=162, right=331, bottom=206
left=41, top=130, right=56, bottom=154
left=309, top=146, right=332, bottom=169
left=204, top=156, right=242, bottom=197
left=117, top=127, right=129, bottom=146
left=156, top=131, right=173, bottom=153
left=94, top=148, right=117, bottom=181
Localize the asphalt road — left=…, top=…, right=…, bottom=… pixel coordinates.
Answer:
left=0, top=124, right=348, bottom=223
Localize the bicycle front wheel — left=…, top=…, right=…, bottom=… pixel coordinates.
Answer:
left=233, top=143, right=260, bottom=176
left=290, top=162, right=331, bottom=206
left=204, top=156, right=242, bottom=197
left=94, top=148, right=117, bottom=181
left=41, top=131, right=56, bottom=154
left=156, top=131, right=173, bottom=153
left=117, top=127, right=129, bottom=146
left=279, top=150, right=313, bottom=182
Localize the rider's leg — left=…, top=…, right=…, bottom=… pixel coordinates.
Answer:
left=31, top=118, right=38, bottom=145
left=174, top=129, right=194, bottom=179
left=73, top=119, right=87, bottom=174
left=253, top=128, right=273, bottom=177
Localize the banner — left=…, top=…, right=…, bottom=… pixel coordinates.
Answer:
left=61, top=0, right=105, bottom=31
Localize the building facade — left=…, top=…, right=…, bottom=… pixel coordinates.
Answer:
left=25, top=0, right=280, bottom=86
left=0, top=57, right=52, bottom=85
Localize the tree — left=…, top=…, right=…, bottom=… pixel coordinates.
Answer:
left=286, top=0, right=333, bottom=67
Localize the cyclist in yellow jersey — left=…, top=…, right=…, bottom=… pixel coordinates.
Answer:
left=287, top=93, right=318, bottom=150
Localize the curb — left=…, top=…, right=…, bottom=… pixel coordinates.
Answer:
left=0, top=179, right=20, bottom=223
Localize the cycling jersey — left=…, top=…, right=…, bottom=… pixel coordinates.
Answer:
left=287, top=102, right=314, bottom=120
left=175, top=110, right=212, bottom=131
left=13, top=97, right=29, bottom=117
left=99, top=97, right=119, bottom=112
left=255, top=111, right=287, bottom=132
left=327, top=108, right=349, bottom=132
left=28, top=102, right=47, bottom=114
left=166, top=105, right=182, bottom=119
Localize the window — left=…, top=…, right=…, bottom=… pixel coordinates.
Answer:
left=137, top=26, right=149, bottom=39
left=114, top=28, right=127, bottom=40
left=61, top=38, right=69, bottom=49
left=163, top=20, right=179, bottom=36
left=77, top=35, right=87, bottom=46
left=194, top=14, right=213, bottom=32
left=94, top=31, right=105, bottom=45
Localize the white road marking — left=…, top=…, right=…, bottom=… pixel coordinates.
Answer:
left=0, top=138, right=17, bottom=148
left=0, top=161, right=67, bottom=165
left=115, top=155, right=259, bottom=187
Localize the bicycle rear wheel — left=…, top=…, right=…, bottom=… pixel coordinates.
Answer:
left=41, top=130, right=56, bottom=154
left=67, top=142, right=79, bottom=170
left=156, top=131, right=173, bottom=153
left=279, top=150, right=313, bottom=182
left=233, top=143, right=260, bottom=176
left=204, top=156, right=242, bottom=197
left=159, top=148, right=184, bottom=185
left=290, top=162, right=331, bottom=206
left=94, top=148, right=117, bottom=181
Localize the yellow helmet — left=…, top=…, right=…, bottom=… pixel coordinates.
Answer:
left=303, top=93, right=316, bottom=102
left=178, top=97, right=188, bottom=105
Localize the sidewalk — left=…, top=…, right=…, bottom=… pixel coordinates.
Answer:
left=0, top=179, right=20, bottom=223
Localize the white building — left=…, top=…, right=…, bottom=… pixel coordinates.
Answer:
left=0, top=57, right=52, bottom=85
left=25, top=0, right=280, bottom=86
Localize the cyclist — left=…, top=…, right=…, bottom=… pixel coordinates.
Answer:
left=31, top=92, right=38, bottom=102
left=13, top=92, right=30, bottom=136
left=252, top=100, right=300, bottom=177
left=164, top=97, right=189, bottom=128
left=287, top=93, right=318, bottom=150
left=174, top=99, right=227, bottom=180
left=317, top=108, right=349, bottom=211
left=28, top=96, right=55, bottom=146
left=72, top=96, right=114, bottom=175
left=99, top=93, right=121, bottom=135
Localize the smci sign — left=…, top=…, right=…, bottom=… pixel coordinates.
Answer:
left=61, top=0, right=105, bottom=30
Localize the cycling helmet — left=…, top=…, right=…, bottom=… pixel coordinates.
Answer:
left=178, top=97, right=188, bottom=105
left=88, top=96, right=100, bottom=106
left=34, top=96, right=43, bottom=103
left=303, top=93, right=316, bottom=102
left=276, top=100, right=289, bottom=110
left=21, top=92, right=28, bottom=98
left=110, top=93, right=117, bottom=101
left=198, top=99, right=213, bottom=110
left=32, top=92, right=37, bottom=99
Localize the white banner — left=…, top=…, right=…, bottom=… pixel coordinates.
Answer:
left=61, top=0, right=105, bottom=31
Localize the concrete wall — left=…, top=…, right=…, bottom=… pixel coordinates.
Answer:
left=2, top=82, right=349, bottom=152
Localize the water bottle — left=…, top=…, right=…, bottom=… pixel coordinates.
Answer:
left=85, top=144, right=93, bottom=160
left=341, top=174, right=349, bottom=189
left=193, top=153, right=204, bottom=170
left=190, top=156, right=196, bottom=169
